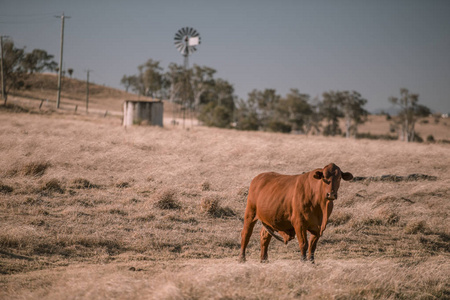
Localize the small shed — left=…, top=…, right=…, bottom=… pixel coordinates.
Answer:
left=123, top=100, right=164, bottom=127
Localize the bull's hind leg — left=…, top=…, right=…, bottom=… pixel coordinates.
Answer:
left=260, top=227, right=272, bottom=263
left=239, top=208, right=257, bottom=262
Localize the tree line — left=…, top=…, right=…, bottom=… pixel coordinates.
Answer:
left=122, top=59, right=430, bottom=141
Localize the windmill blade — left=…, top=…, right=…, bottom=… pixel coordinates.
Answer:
left=175, top=32, right=183, bottom=40
left=174, top=27, right=200, bottom=55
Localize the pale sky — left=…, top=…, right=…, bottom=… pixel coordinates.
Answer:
left=1, top=0, right=449, bottom=113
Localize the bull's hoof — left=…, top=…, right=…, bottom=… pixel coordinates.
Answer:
left=301, top=256, right=307, bottom=262
left=238, top=256, right=246, bottom=263
left=260, top=259, right=269, bottom=264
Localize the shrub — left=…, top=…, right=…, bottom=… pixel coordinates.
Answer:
left=426, top=135, right=435, bottom=143
left=155, top=190, right=181, bottom=210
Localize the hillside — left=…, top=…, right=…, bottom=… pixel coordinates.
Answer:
left=7, top=73, right=178, bottom=117
left=0, top=106, right=449, bottom=299
left=6, top=73, right=450, bottom=141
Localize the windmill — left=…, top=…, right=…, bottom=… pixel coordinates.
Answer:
left=174, top=27, right=201, bottom=128
left=174, top=27, right=201, bottom=69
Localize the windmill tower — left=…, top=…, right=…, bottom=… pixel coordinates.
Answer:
left=174, top=27, right=201, bottom=128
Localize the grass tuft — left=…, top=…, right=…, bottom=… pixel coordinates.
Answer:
left=8, top=161, right=51, bottom=177
left=405, top=220, right=427, bottom=234
left=0, top=184, right=14, bottom=194
left=200, top=197, right=236, bottom=218
left=41, top=179, right=65, bottom=194
left=328, top=211, right=352, bottom=226
left=71, top=178, right=99, bottom=189
left=155, top=190, right=181, bottom=210
left=201, top=181, right=211, bottom=191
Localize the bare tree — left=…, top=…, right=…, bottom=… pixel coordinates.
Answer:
left=389, top=88, right=430, bottom=142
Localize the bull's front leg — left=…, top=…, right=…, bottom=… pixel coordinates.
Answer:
left=293, top=221, right=308, bottom=261
left=308, top=233, right=320, bottom=263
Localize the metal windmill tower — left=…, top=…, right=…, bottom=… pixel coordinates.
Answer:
left=174, top=27, right=201, bottom=128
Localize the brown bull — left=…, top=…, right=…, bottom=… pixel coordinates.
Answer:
left=239, top=163, right=353, bottom=263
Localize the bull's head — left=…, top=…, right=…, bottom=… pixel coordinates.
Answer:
left=313, top=163, right=353, bottom=200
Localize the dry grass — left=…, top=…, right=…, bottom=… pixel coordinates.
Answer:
left=0, top=105, right=449, bottom=299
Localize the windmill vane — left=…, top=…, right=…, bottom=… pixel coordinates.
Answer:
left=174, top=27, right=201, bottom=56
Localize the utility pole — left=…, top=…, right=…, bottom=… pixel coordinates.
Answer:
left=55, top=13, right=70, bottom=109
left=0, top=35, right=9, bottom=105
left=85, top=69, right=91, bottom=113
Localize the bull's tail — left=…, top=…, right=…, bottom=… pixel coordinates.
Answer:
left=261, top=222, right=284, bottom=243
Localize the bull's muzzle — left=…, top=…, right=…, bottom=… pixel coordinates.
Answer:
left=326, top=193, right=337, bottom=200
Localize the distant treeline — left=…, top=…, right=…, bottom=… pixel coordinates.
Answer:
left=122, top=59, right=431, bottom=142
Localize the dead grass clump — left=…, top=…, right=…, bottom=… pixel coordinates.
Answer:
left=405, top=220, right=427, bottom=234
left=328, top=211, right=352, bottom=226
left=116, top=181, right=130, bottom=189
left=237, top=186, right=249, bottom=199
left=8, top=161, right=51, bottom=177
left=71, top=178, right=99, bottom=189
left=109, top=209, right=128, bottom=216
left=374, top=208, right=401, bottom=226
left=155, top=190, right=181, bottom=210
left=201, top=181, right=211, bottom=191
left=41, top=179, right=65, bottom=194
left=0, top=184, right=13, bottom=194
left=135, top=214, right=156, bottom=222
left=200, top=197, right=236, bottom=218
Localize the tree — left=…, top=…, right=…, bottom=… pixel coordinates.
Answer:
left=120, top=75, right=135, bottom=93
left=67, top=68, right=73, bottom=78
left=235, top=98, right=260, bottom=130
left=191, top=64, right=216, bottom=109
left=340, top=91, right=368, bottom=138
left=164, top=63, right=184, bottom=103
left=2, top=40, right=26, bottom=100
left=197, top=78, right=235, bottom=128
left=319, top=91, right=343, bottom=136
left=21, top=49, right=57, bottom=73
left=246, top=89, right=281, bottom=131
left=277, top=89, right=313, bottom=133
left=128, top=59, right=164, bottom=98
left=389, top=88, right=431, bottom=142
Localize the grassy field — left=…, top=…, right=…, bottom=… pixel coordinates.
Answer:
left=0, top=103, right=449, bottom=299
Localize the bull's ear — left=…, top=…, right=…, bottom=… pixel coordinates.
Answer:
left=342, top=172, right=353, bottom=181
left=313, top=171, right=323, bottom=180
